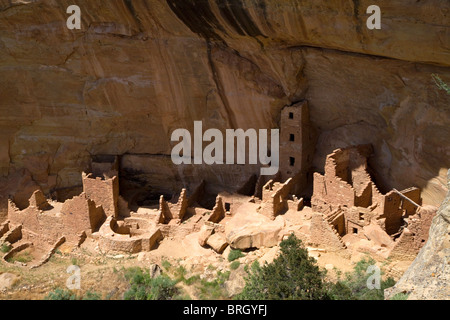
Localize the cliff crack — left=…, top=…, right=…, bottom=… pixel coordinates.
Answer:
left=288, top=44, right=447, bottom=67
left=206, top=41, right=238, bottom=128
left=123, top=0, right=145, bottom=33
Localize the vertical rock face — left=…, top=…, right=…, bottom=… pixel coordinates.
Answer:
left=386, top=170, right=450, bottom=300
left=0, top=0, right=449, bottom=214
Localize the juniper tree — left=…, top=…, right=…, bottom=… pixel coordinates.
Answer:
left=236, top=234, right=330, bottom=300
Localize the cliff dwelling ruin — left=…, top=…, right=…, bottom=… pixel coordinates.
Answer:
left=0, top=101, right=436, bottom=270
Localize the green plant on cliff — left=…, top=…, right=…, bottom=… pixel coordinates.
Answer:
left=236, top=234, right=330, bottom=300
left=432, top=74, right=450, bottom=95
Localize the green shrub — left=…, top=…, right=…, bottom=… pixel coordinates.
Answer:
left=174, top=265, right=187, bottom=282
left=230, top=261, right=240, bottom=270
left=0, top=243, right=11, bottom=253
left=196, top=270, right=230, bottom=300
left=161, top=260, right=172, bottom=271
left=228, top=249, right=244, bottom=262
left=82, top=290, right=101, bottom=300
left=7, top=251, right=33, bottom=264
left=45, top=288, right=78, bottom=300
left=328, top=257, right=396, bottom=300
left=236, top=234, right=329, bottom=300
left=390, top=292, right=409, bottom=300
left=123, top=267, right=179, bottom=300
left=45, top=288, right=101, bottom=300
left=184, top=275, right=200, bottom=285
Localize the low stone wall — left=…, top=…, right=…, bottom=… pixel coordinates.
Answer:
left=98, top=229, right=162, bottom=254
left=31, top=237, right=66, bottom=269
left=2, top=242, right=32, bottom=264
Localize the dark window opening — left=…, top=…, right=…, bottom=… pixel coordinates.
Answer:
left=359, top=213, right=364, bottom=221
left=289, top=157, right=295, bottom=166
left=353, top=228, right=358, bottom=234
left=225, top=203, right=231, bottom=212
left=289, top=134, right=295, bottom=142
left=289, top=112, right=294, bottom=119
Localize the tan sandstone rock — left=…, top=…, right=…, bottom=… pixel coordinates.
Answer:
left=225, top=205, right=285, bottom=250
left=206, top=233, right=228, bottom=254
left=0, top=273, right=19, bottom=291
left=197, top=224, right=215, bottom=247
left=363, top=224, right=394, bottom=248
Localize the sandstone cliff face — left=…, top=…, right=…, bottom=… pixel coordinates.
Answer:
left=386, top=170, right=450, bottom=300
left=0, top=0, right=449, bottom=214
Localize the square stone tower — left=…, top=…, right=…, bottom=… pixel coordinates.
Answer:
left=279, top=101, right=314, bottom=194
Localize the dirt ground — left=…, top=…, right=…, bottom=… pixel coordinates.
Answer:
left=0, top=233, right=413, bottom=300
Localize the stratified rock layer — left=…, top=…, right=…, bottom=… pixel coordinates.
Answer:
left=0, top=1, right=449, bottom=217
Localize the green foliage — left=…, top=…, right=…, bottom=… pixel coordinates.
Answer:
left=7, top=251, right=33, bottom=264
left=228, top=249, right=244, bottom=262
left=123, top=267, right=179, bottom=300
left=0, top=243, right=11, bottom=253
left=196, top=270, right=230, bottom=300
left=45, top=288, right=101, bottom=300
left=230, top=261, right=240, bottom=270
left=327, top=257, right=395, bottom=300
left=184, top=275, right=201, bottom=285
left=173, top=265, right=187, bottom=282
left=390, top=292, right=409, bottom=300
left=82, top=290, right=102, bottom=300
left=161, top=260, right=172, bottom=271
left=236, top=234, right=330, bottom=300
left=172, top=265, right=200, bottom=285
left=432, top=74, right=450, bottom=95
left=45, top=288, right=78, bottom=300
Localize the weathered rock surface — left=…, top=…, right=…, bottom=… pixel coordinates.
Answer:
left=0, top=273, right=19, bottom=291
left=224, top=265, right=247, bottom=297
left=225, top=204, right=285, bottom=249
left=0, top=0, right=449, bottom=219
left=198, top=224, right=215, bottom=247
left=363, top=224, right=394, bottom=248
left=206, top=232, right=228, bottom=254
left=385, top=170, right=450, bottom=300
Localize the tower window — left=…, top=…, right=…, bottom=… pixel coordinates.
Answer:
left=353, top=228, right=358, bottom=234
left=289, top=112, right=294, bottom=119
left=289, top=134, right=295, bottom=142
left=289, top=157, right=295, bottom=166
